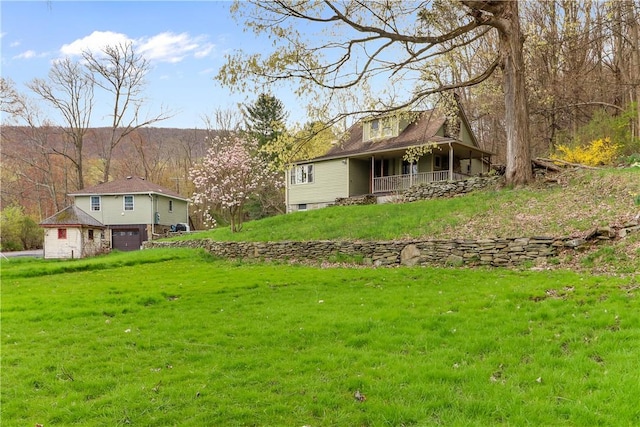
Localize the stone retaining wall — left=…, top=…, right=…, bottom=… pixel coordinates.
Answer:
left=145, top=221, right=638, bottom=267
left=334, top=194, right=377, bottom=206
left=333, top=176, right=501, bottom=207
left=403, top=175, right=501, bottom=202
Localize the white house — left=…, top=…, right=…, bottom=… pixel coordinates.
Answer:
left=40, top=205, right=107, bottom=259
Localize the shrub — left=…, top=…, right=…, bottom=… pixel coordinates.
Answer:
left=625, top=153, right=640, bottom=167
left=553, top=137, right=621, bottom=166
left=0, top=205, right=43, bottom=251
left=554, top=106, right=640, bottom=160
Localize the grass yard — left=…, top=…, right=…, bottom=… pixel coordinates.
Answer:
left=2, top=248, right=639, bottom=426
left=174, top=168, right=640, bottom=243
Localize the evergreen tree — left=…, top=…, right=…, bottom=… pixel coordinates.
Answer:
left=242, top=93, right=288, bottom=154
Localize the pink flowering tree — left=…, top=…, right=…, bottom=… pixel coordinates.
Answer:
left=190, top=135, right=282, bottom=232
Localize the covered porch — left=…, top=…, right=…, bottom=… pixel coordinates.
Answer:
left=373, top=170, right=470, bottom=193
left=368, top=142, right=492, bottom=194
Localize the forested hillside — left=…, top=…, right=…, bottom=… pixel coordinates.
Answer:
left=1, top=126, right=211, bottom=220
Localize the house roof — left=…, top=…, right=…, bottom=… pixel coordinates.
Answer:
left=308, top=109, right=491, bottom=162
left=68, top=176, right=188, bottom=201
left=40, top=205, right=106, bottom=228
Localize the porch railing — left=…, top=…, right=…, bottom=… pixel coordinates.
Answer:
left=372, top=171, right=468, bottom=193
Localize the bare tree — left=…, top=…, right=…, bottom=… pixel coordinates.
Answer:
left=201, top=107, right=243, bottom=139
left=1, top=77, right=25, bottom=118
left=27, top=58, right=94, bottom=190
left=218, top=1, right=533, bottom=185
left=123, top=128, right=171, bottom=183
left=1, top=78, right=71, bottom=215
left=610, top=1, right=640, bottom=140
left=82, top=42, right=173, bottom=183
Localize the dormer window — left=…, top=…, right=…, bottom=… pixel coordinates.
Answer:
left=383, top=121, right=393, bottom=136
left=365, top=116, right=399, bottom=141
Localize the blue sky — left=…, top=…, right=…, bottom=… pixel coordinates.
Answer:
left=1, top=1, right=304, bottom=129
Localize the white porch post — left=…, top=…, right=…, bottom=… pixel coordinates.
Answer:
left=371, top=155, right=375, bottom=193
left=448, top=143, right=454, bottom=181
left=409, top=162, right=413, bottom=187
left=285, top=168, right=289, bottom=213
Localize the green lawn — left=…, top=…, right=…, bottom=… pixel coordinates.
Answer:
left=2, top=249, right=639, bottom=426
left=173, top=168, right=640, bottom=243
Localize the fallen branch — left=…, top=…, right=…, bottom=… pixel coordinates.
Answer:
left=534, top=157, right=600, bottom=170
left=532, top=158, right=564, bottom=172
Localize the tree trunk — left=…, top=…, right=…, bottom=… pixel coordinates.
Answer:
left=499, top=1, right=532, bottom=185
left=625, top=1, right=640, bottom=140
left=102, top=148, right=112, bottom=184
left=76, top=142, right=84, bottom=190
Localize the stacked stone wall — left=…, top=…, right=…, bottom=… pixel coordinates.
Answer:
left=402, top=175, right=501, bottom=202
left=145, top=220, right=638, bottom=267
left=333, top=176, right=501, bottom=207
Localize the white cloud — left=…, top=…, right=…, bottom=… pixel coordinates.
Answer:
left=194, top=44, right=215, bottom=59
left=10, top=41, right=21, bottom=48
left=14, top=50, right=36, bottom=59
left=59, top=30, right=216, bottom=64
left=198, top=67, right=216, bottom=75
left=138, top=32, right=200, bottom=63
left=60, top=30, right=132, bottom=56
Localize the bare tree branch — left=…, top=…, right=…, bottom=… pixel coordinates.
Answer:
left=82, top=42, right=174, bottom=182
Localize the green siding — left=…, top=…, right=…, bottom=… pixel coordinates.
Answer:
left=288, top=159, right=349, bottom=205
left=459, top=120, right=474, bottom=147
left=348, top=159, right=370, bottom=196
left=418, top=155, right=432, bottom=172
left=74, top=194, right=188, bottom=226
left=153, top=195, right=189, bottom=226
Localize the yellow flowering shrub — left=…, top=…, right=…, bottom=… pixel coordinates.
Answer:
left=553, top=137, right=621, bottom=166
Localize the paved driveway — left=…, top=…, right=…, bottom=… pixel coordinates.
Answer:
left=1, top=249, right=44, bottom=258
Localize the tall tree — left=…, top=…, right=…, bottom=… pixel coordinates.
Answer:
left=262, top=121, right=335, bottom=170
left=82, top=42, right=172, bottom=183
left=610, top=1, right=640, bottom=140
left=27, top=58, right=94, bottom=190
left=219, top=1, right=533, bottom=185
left=242, top=93, right=288, bottom=154
left=202, top=107, right=243, bottom=139
left=1, top=81, right=72, bottom=218
left=1, top=77, right=24, bottom=117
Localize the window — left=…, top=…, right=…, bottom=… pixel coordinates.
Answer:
left=369, top=119, right=380, bottom=139
left=124, top=195, right=134, bottom=211
left=434, top=155, right=442, bottom=169
left=290, top=164, right=314, bottom=185
left=58, top=228, right=67, bottom=239
left=402, top=160, right=418, bottom=175
left=298, top=203, right=307, bottom=211
left=383, top=119, right=393, bottom=136
left=168, top=200, right=173, bottom=212
left=366, top=116, right=401, bottom=141
left=88, top=229, right=94, bottom=240
left=374, top=159, right=390, bottom=178
left=91, top=196, right=101, bottom=211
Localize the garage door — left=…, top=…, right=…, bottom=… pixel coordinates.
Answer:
left=112, top=229, right=141, bottom=251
